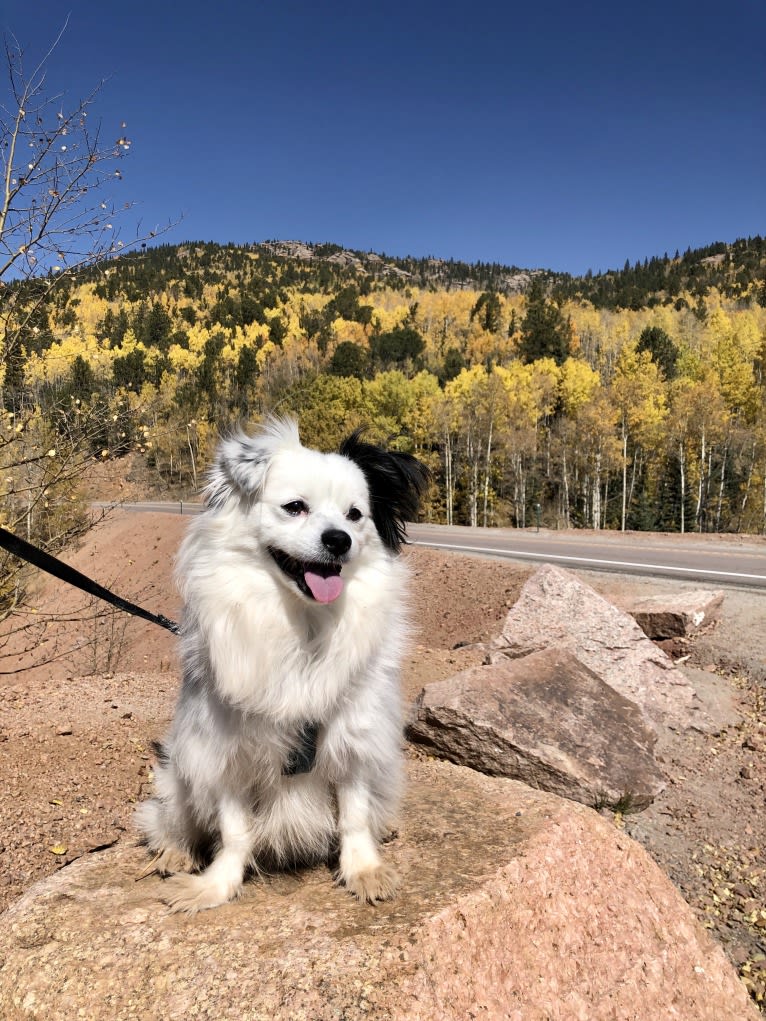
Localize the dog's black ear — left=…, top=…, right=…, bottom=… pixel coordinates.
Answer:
left=339, top=431, right=431, bottom=553
left=205, top=418, right=301, bottom=509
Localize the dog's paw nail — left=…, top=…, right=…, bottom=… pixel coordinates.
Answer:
left=161, top=874, right=239, bottom=914
left=344, top=864, right=399, bottom=904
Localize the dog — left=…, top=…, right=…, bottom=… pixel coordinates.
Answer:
left=136, top=417, right=430, bottom=913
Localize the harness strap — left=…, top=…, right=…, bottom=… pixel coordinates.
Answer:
left=0, top=526, right=180, bottom=635
left=283, top=722, right=320, bottom=775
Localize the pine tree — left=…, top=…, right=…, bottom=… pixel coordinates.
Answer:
left=518, top=279, right=570, bottom=365
left=636, top=326, right=679, bottom=380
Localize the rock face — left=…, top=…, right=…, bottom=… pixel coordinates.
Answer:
left=625, top=589, right=725, bottom=639
left=490, top=564, right=705, bottom=730
left=408, top=648, right=665, bottom=810
left=0, top=760, right=757, bottom=1021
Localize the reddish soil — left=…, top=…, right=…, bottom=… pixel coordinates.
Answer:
left=1, top=508, right=765, bottom=1010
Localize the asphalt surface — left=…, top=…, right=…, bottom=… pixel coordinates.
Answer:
left=408, top=522, right=766, bottom=590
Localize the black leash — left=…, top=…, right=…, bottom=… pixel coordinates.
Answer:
left=0, top=526, right=326, bottom=773
left=0, top=526, right=180, bottom=635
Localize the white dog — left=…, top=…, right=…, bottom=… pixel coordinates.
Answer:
left=136, top=418, right=430, bottom=913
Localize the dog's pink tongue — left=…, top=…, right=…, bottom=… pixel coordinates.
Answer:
left=304, top=571, right=344, bottom=603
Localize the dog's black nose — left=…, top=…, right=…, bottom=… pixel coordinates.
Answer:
left=322, top=528, right=352, bottom=557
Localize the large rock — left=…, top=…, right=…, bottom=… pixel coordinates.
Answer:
left=625, top=589, right=724, bottom=639
left=491, top=564, right=706, bottom=730
left=0, top=760, right=756, bottom=1021
left=408, top=648, right=665, bottom=810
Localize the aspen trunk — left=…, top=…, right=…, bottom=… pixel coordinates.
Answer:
left=696, top=427, right=705, bottom=531
left=602, top=475, right=609, bottom=530
left=739, top=440, right=756, bottom=530
left=482, top=419, right=493, bottom=528
left=592, top=450, right=602, bottom=530
left=621, top=421, right=628, bottom=532
left=715, top=442, right=727, bottom=533
left=561, top=448, right=570, bottom=528
left=187, top=427, right=198, bottom=492
left=444, top=430, right=453, bottom=526
left=627, top=448, right=640, bottom=523
left=466, top=431, right=478, bottom=528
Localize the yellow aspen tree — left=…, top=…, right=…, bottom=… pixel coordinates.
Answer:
left=567, top=303, right=607, bottom=368
left=668, top=374, right=728, bottom=532
left=570, top=391, right=621, bottom=530
left=611, top=347, right=667, bottom=530
left=558, top=357, right=601, bottom=416
left=493, top=360, right=561, bottom=526
left=276, top=374, right=370, bottom=452
left=440, top=365, right=510, bottom=526
left=442, top=366, right=485, bottom=527
left=704, top=308, right=759, bottom=420
left=364, top=370, right=416, bottom=438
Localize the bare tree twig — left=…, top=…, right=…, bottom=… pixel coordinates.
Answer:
left=0, top=21, right=177, bottom=626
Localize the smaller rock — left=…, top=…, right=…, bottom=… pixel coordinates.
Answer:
left=55, top=724, right=73, bottom=736
left=408, top=647, right=665, bottom=811
left=625, top=589, right=724, bottom=640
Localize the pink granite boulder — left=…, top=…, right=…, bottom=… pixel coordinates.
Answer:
left=0, top=760, right=756, bottom=1021
left=490, top=564, right=708, bottom=730
left=408, top=647, right=665, bottom=810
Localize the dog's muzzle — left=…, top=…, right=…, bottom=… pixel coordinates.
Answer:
left=268, top=547, right=346, bottom=603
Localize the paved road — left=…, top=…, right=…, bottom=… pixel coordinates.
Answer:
left=407, top=523, right=766, bottom=590
left=98, top=502, right=766, bottom=590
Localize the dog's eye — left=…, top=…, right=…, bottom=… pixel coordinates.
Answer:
left=282, top=500, right=309, bottom=516
left=346, top=507, right=363, bottom=522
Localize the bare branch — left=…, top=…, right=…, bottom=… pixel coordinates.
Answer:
left=0, top=21, right=179, bottom=631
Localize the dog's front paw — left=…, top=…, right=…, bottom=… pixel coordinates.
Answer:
left=137, top=846, right=194, bottom=880
left=161, top=872, right=241, bottom=914
left=342, top=863, right=399, bottom=904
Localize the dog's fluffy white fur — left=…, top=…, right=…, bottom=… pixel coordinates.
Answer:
left=136, top=418, right=430, bottom=913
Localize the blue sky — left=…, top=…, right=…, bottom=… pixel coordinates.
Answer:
left=4, top=0, right=764, bottom=276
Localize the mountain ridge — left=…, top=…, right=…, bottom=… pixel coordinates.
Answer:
left=81, top=234, right=765, bottom=310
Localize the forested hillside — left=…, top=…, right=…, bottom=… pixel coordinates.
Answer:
left=2, top=236, right=766, bottom=571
